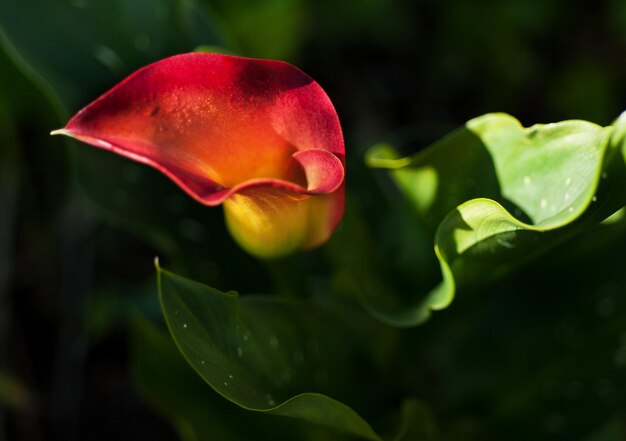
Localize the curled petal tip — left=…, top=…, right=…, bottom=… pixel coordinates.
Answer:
left=292, top=149, right=345, bottom=193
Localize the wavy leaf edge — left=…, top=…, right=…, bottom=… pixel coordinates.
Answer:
left=364, top=112, right=626, bottom=327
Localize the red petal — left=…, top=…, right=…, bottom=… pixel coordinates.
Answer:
left=58, top=53, right=345, bottom=205
left=54, top=53, right=346, bottom=256
left=292, top=149, right=344, bottom=193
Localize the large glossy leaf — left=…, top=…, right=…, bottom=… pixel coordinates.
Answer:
left=156, top=261, right=383, bottom=440
left=363, top=112, right=626, bottom=327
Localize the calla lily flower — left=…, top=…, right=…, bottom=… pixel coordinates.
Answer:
left=52, top=53, right=345, bottom=258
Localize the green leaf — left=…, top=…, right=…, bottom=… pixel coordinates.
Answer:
left=156, top=261, right=384, bottom=441
left=407, top=208, right=626, bottom=439
left=130, top=315, right=310, bottom=441
left=364, top=112, right=626, bottom=327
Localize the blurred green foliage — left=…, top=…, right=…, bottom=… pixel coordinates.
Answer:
left=1, top=0, right=626, bottom=440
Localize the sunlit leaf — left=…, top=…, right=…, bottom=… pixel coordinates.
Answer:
left=364, top=112, right=626, bottom=326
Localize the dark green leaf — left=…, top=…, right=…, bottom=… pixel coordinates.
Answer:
left=130, top=315, right=309, bottom=441
left=156, top=261, right=384, bottom=440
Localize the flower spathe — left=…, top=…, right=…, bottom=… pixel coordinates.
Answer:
left=52, top=53, right=345, bottom=258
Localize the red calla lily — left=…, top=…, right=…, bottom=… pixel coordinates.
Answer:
left=52, top=53, right=345, bottom=258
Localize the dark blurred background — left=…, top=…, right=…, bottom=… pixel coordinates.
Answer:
left=1, top=0, right=626, bottom=440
